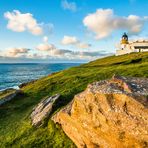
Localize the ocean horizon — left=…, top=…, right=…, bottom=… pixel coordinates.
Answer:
left=0, top=63, right=81, bottom=91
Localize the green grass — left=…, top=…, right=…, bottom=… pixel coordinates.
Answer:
left=0, top=52, right=148, bottom=148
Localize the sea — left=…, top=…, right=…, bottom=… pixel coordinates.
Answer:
left=0, top=63, right=81, bottom=91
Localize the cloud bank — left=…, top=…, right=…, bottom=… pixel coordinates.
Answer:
left=4, top=10, right=43, bottom=35
left=83, top=9, right=148, bottom=40
left=0, top=45, right=112, bottom=62
left=35, top=37, right=111, bottom=60
left=0, top=36, right=111, bottom=61
left=2, top=48, right=30, bottom=58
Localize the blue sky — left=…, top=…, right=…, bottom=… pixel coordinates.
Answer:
left=0, top=0, right=148, bottom=62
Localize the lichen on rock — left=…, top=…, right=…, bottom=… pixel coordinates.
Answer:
left=52, top=75, right=148, bottom=148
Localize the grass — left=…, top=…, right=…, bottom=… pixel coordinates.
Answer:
left=0, top=52, right=148, bottom=148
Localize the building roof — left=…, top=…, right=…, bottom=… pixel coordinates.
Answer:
left=129, top=40, right=148, bottom=44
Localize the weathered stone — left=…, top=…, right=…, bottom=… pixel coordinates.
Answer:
left=52, top=76, right=148, bottom=148
left=0, top=89, right=22, bottom=106
left=31, top=94, right=60, bottom=127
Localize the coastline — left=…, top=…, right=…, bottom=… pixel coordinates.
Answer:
left=0, top=86, right=20, bottom=92
left=0, top=63, right=81, bottom=92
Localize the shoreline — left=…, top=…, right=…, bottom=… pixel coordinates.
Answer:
left=0, top=63, right=81, bottom=92
left=0, top=85, right=20, bottom=92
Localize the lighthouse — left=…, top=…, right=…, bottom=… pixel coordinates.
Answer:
left=116, top=33, right=148, bottom=56
left=120, top=33, right=129, bottom=50
left=121, top=33, right=128, bottom=44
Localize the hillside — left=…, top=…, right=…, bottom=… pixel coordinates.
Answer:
left=0, top=52, right=148, bottom=147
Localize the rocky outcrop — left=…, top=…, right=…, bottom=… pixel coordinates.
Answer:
left=0, top=89, right=22, bottom=106
left=31, top=94, right=60, bottom=127
left=19, top=80, right=37, bottom=88
left=52, top=75, right=148, bottom=148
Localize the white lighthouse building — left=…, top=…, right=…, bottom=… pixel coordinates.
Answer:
left=116, top=33, right=148, bottom=56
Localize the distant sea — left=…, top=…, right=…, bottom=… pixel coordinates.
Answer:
left=0, top=63, right=81, bottom=91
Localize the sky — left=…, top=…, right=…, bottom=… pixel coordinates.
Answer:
left=0, top=0, right=148, bottom=63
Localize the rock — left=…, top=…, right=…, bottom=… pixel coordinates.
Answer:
left=52, top=76, right=148, bottom=148
left=31, top=94, right=60, bottom=127
left=0, top=89, right=22, bottom=106
left=19, top=79, right=37, bottom=88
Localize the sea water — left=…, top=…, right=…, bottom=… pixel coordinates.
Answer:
left=0, top=63, right=80, bottom=90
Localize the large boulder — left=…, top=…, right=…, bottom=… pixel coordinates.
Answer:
left=31, top=94, right=60, bottom=127
left=52, top=76, right=148, bottom=148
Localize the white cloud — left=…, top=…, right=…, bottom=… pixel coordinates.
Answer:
left=4, top=10, right=43, bottom=35
left=61, top=35, right=91, bottom=49
left=61, top=0, right=77, bottom=12
left=36, top=43, right=56, bottom=51
left=36, top=41, right=69, bottom=56
left=83, top=9, right=148, bottom=40
left=61, top=35, right=78, bottom=45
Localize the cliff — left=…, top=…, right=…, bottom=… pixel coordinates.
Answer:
left=53, top=75, right=148, bottom=148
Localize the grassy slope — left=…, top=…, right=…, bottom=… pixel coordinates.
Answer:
left=0, top=52, right=148, bottom=148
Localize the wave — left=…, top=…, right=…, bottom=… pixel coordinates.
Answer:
left=0, top=86, right=20, bottom=92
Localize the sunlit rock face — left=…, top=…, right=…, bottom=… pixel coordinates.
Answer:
left=53, top=75, right=148, bottom=148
